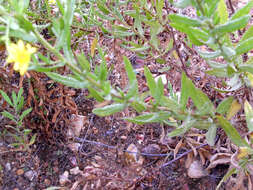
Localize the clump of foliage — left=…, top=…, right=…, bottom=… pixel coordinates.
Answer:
left=1, top=0, right=253, bottom=188
left=0, top=88, right=35, bottom=150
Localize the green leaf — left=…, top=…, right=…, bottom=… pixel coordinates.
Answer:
left=0, top=90, right=13, bottom=107
left=206, top=68, right=227, bottom=77
left=130, top=101, right=146, bottom=113
left=77, top=53, right=91, bottom=72
left=156, top=0, right=164, bottom=21
left=217, top=115, right=249, bottom=147
left=17, top=88, right=24, bottom=105
left=15, top=15, right=34, bottom=32
left=169, top=14, right=202, bottom=27
left=46, top=72, right=88, bottom=89
left=217, top=0, right=228, bottom=24
left=238, top=64, right=253, bottom=74
left=235, top=37, right=253, bottom=55
left=124, top=56, right=137, bottom=86
left=231, top=1, right=253, bottom=20
left=92, top=103, right=125, bottom=116
left=207, top=0, right=219, bottom=18
left=181, top=73, right=215, bottom=115
left=144, top=66, right=156, bottom=99
left=156, top=78, right=164, bottom=105
left=29, top=134, right=36, bottom=145
left=161, top=96, right=181, bottom=113
left=212, top=15, right=250, bottom=35
left=168, top=117, right=195, bottom=137
left=11, top=91, right=18, bottom=109
left=216, top=96, right=234, bottom=115
left=125, top=111, right=171, bottom=125
left=170, top=23, right=204, bottom=45
left=206, top=61, right=227, bottom=69
left=19, top=108, right=32, bottom=122
left=180, top=72, right=190, bottom=109
left=1, top=111, right=16, bottom=122
left=241, top=25, right=253, bottom=42
left=175, top=0, right=194, bottom=8
left=206, top=125, right=217, bottom=146
left=244, top=100, right=253, bottom=132
left=197, top=49, right=221, bottom=59
left=88, top=88, right=104, bottom=102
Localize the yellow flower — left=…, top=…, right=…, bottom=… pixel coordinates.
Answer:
left=48, top=0, right=56, bottom=5
left=7, top=40, right=36, bottom=76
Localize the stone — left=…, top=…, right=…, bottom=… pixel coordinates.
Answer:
left=24, top=170, right=37, bottom=181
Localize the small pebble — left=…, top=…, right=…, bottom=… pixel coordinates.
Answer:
left=24, top=170, right=37, bottom=181
left=44, top=178, right=51, bottom=186
left=16, top=169, right=24, bottom=176
left=5, top=163, right=11, bottom=171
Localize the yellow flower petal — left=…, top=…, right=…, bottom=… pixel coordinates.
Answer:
left=6, top=40, right=36, bottom=76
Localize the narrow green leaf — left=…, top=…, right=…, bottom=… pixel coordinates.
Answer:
left=156, top=78, right=164, bottom=105
left=11, top=91, right=18, bottom=109
left=238, top=64, right=253, bottom=74
left=124, top=56, right=137, bottom=85
left=1, top=111, right=16, bottom=122
left=130, top=101, right=146, bottom=113
left=217, top=115, right=249, bottom=147
left=157, top=0, right=164, bottom=21
left=197, top=49, right=221, bottom=59
left=175, top=0, right=195, bottom=8
left=29, top=134, right=36, bottom=145
left=241, top=25, right=253, bottom=42
left=169, top=14, right=202, bottom=27
left=125, top=112, right=171, bottom=124
left=77, top=53, right=91, bottom=71
left=17, top=88, right=24, bottom=105
left=0, top=90, right=13, bottom=107
left=19, top=108, right=32, bottom=122
left=235, top=37, right=253, bottom=55
left=231, top=1, right=253, bottom=20
left=206, top=125, right=217, bottom=146
left=144, top=66, right=156, bottom=99
left=206, top=68, right=227, bottom=77
left=244, top=100, right=253, bottom=132
left=168, top=117, right=195, bottom=137
left=217, top=0, right=228, bottom=24
left=216, top=97, right=234, bottom=115
left=92, top=103, right=125, bottom=116
left=212, top=15, right=250, bottom=35
left=180, top=72, right=189, bottom=109
left=46, top=72, right=88, bottom=89
left=88, top=88, right=104, bottom=102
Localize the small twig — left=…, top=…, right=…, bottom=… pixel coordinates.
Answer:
left=170, top=27, right=191, bottom=79
left=228, top=0, right=235, bottom=14
left=75, top=137, right=172, bottom=157
left=160, top=143, right=208, bottom=168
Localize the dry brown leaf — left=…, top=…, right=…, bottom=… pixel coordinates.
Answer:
left=185, top=152, right=194, bottom=169
left=207, top=153, right=232, bottom=170
left=124, top=144, right=144, bottom=165
left=174, top=139, right=183, bottom=159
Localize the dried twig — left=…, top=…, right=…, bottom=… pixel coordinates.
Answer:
left=160, top=143, right=208, bottom=168
left=75, top=137, right=172, bottom=157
